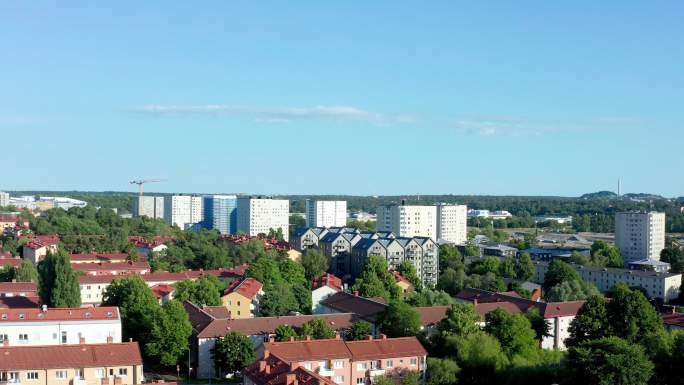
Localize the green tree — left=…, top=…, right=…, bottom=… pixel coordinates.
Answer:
left=259, top=283, right=299, bottom=316
left=439, top=244, right=464, bottom=272
left=525, top=308, right=550, bottom=341
left=591, top=241, right=625, bottom=268
left=102, top=275, right=159, bottom=346
left=437, top=268, right=466, bottom=296
left=352, top=255, right=401, bottom=301
left=499, top=256, right=517, bottom=279
left=212, top=331, right=256, bottom=376
left=14, top=260, right=38, bottom=282
left=406, top=288, right=455, bottom=307
left=484, top=309, right=538, bottom=361
left=398, top=261, right=422, bottom=289
left=452, top=332, right=508, bottom=385
left=274, top=325, right=297, bottom=342
left=347, top=321, right=373, bottom=341
left=173, top=276, right=223, bottom=306
left=377, top=301, right=421, bottom=337
left=436, top=303, right=481, bottom=339
left=146, top=300, right=192, bottom=367
left=0, top=265, right=13, bottom=282
left=566, top=295, right=609, bottom=347
left=542, top=259, right=579, bottom=291
left=38, top=250, right=81, bottom=307
left=371, top=376, right=394, bottom=385
left=301, top=249, right=329, bottom=281
left=567, top=337, right=653, bottom=385
left=607, top=283, right=663, bottom=342
left=546, top=279, right=600, bottom=302
left=401, top=371, right=422, bottom=385
left=300, top=318, right=336, bottom=339
left=426, top=358, right=460, bottom=385
left=661, top=247, right=684, bottom=273
left=515, top=253, right=535, bottom=281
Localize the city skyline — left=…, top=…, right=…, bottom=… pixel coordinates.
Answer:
left=1, top=1, right=683, bottom=196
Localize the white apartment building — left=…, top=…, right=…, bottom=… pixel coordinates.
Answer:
left=237, top=197, right=290, bottom=241
left=615, top=211, right=666, bottom=262
left=378, top=203, right=467, bottom=243
left=306, top=200, right=347, bottom=227
left=436, top=204, right=468, bottom=244
left=132, top=195, right=165, bottom=219
left=0, top=192, right=9, bottom=207
left=164, top=195, right=203, bottom=230
left=0, top=306, right=121, bottom=346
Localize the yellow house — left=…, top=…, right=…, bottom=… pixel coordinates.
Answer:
left=392, top=271, right=415, bottom=297
left=221, top=278, right=264, bottom=318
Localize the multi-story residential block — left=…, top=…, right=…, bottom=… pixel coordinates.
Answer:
left=532, top=260, right=681, bottom=301
left=164, top=195, right=203, bottom=230
left=244, top=354, right=336, bottom=385
left=0, top=306, right=121, bottom=346
left=0, top=192, right=9, bottom=207
left=615, top=211, right=666, bottom=263
left=183, top=301, right=356, bottom=379
left=378, top=203, right=467, bottom=244
left=0, top=341, right=143, bottom=385
left=0, top=282, right=37, bottom=298
left=79, top=266, right=246, bottom=306
left=131, top=195, right=164, bottom=219
left=455, top=288, right=585, bottom=350
left=22, top=235, right=60, bottom=264
left=237, top=197, right=290, bottom=241
left=306, top=200, right=347, bottom=228
left=203, top=195, right=238, bottom=234
left=252, top=336, right=427, bottom=385
left=291, top=227, right=330, bottom=251
left=221, top=278, right=264, bottom=318
left=71, top=261, right=151, bottom=276
left=436, top=204, right=467, bottom=244
left=319, top=230, right=366, bottom=276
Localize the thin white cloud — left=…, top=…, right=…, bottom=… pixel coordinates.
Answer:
left=131, top=104, right=414, bottom=125
left=454, top=116, right=556, bottom=136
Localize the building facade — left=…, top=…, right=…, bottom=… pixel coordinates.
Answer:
left=0, top=306, right=121, bottom=346
left=615, top=211, right=666, bottom=263
left=0, top=192, right=9, bottom=207
left=164, top=195, right=203, bottom=230
left=202, top=195, right=238, bottom=234
left=378, top=203, right=467, bottom=244
left=237, top=197, right=290, bottom=241
left=436, top=204, right=467, bottom=244
left=221, top=278, right=264, bottom=318
left=132, top=195, right=164, bottom=219
left=306, top=200, right=347, bottom=228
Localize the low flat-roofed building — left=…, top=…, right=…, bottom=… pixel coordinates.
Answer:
left=0, top=341, right=143, bottom=385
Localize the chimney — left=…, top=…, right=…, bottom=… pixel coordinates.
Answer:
left=305, top=335, right=311, bottom=341
left=259, top=360, right=267, bottom=372
left=129, top=338, right=133, bottom=342
left=263, top=349, right=270, bottom=359
left=353, top=291, right=359, bottom=297
left=42, top=304, right=48, bottom=312
left=366, top=335, right=373, bottom=340
left=269, top=336, right=275, bottom=343
left=381, top=334, right=387, bottom=340
left=289, top=336, right=295, bottom=342
left=335, top=333, right=340, bottom=340
left=264, top=365, right=271, bottom=374
left=286, top=373, right=297, bottom=385
left=106, top=336, right=113, bottom=343
left=79, top=336, right=86, bottom=344
left=473, top=298, right=478, bottom=305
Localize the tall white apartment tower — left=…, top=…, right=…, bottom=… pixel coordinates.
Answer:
left=436, top=204, right=468, bottom=244
left=132, top=195, right=165, bottom=219
left=0, top=191, right=9, bottom=207
left=615, top=211, right=666, bottom=263
left=377, top=204, right=438, bottom=239
left=164, top=195, right=204, bottom=230
left=237, top=197, right=290, bottom=241
left=305, top=200, right=347, bottom=227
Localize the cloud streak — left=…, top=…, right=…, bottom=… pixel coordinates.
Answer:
left=454, top=116, right=558, bottom=136
left=131, top=104, right=414, bottom=125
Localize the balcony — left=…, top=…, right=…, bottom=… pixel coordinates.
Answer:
left=318, top=368, right=335, bottom=377
left=368, top=369, right=385, bottom=377
left=72, top=378, right=87, bottom=385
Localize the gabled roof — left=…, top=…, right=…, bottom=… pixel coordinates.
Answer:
left=319, top=292, right=387, bottom=322
left=244, top=353, right=336, bottom=385
left=150, top=283, right=175, bottom=298
left=312, top=274, right=343, bottom=291
left=414, top=306, right=449, bottom=326
left=457, top=288, right=585, bottom=319
left=224, top=277, right=263, bottom=299
left=0, top=342, right=142, bottom=370
left=69, top=253, right=130, bottom=262
left=0, top=297, right=41, bottom=309
left=78, top=265, right=246, bottom=284
left=264, top=338, right=352, bottom=361
left=345, top=336, right=427, bottom=360
left=72, top=261, right=151, bottom=274
left=0, top=282, right=37, bottom=293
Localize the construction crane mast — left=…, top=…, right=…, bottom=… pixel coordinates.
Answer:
left=130, top=179, right=166, bottom=215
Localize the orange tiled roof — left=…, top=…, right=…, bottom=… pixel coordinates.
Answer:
left=0, top=306, right=119, bottom=322
left=0, top=342, right=142, bottom=370
left=224, top=277, right=263, bottom=299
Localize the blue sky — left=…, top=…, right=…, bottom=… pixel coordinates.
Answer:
left=1, top=1, right=682, bottom=197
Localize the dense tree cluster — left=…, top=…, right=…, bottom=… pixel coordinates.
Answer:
left=351, top=255, right=402, bottom=301
left=247, top=256, right=311, bottom=316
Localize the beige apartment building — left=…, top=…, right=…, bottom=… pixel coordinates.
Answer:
left=0, top=342, right=143, bottom=385
left=615, top=211, right=666, bottom=262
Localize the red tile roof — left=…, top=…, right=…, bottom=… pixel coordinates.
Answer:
left=244, top=354, right=336, bottom=385
left=128, top=235, right=176, bottom=248
left=0, top=306, right=120, bottom=322
left=72, top=261, right=151, bottom=275
left=319, top=292, right=387, bottom=322
left=345, top=336, right=427, bottom=360
left=21, top=234, right=60, bottom=250
left=0, top=282, right=37, bottom=294
left=414, top=306, right=450, bottom=326
left=78, top=265, right=246, bottom=284
left=312, top=274, right=343, bottom=291
left=224, top=277, right=263, bottom=299
left=0, top=256, right=22, bottom=267
left=0, top=342, right=142, bottom=370
left=150, top=283, right=175, bottom=299
left=392, top=271, right=411, bottom=285
left=458, top=288, right=585, bottom=319
left=662, top=312, right=684, bottom=328
left=69, top=253, right=131, bottom=263
left=0, top=297, right=41, bottom=309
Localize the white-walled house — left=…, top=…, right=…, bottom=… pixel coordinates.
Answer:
left=311, top=274, right=343, bottom=313
left=0, top=306, right=121, bottom=346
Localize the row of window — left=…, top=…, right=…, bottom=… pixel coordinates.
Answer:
left=0, top=368, right=127, bottom=381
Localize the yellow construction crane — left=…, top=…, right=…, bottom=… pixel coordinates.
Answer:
left=130, top=179, right=166, bottom=215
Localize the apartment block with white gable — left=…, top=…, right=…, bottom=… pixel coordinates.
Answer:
left=378, top=202, right=467, bottom=244
left=237, top=197, right=290, bottom=241
left=615, top=211, right=666, bottom=263
left=436, top=204, right=467, bottom=244
left=164, top=195, right=203, bottom=230
left=0, top=306, right=121, bottom=346
left=306, top=200, right=347, bottom=228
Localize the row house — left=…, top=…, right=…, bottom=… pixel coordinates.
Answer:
left=0, top=282, right=37, bottom=298
left=21, top=235, right=60, bottom=264
left=0, top=306, right=121, bottom=346
left=0, top=252, right=22, bottom=268
left=183, top=301, right=356, bottom=379
left=252, top=336, right=427, bottom=385
left=0, top=341, right=143, bottom=385
left=291, top=228, right=331, bottom=251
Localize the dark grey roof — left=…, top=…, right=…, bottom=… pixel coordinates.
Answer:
left=534, top=260, right=681, bottom=278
